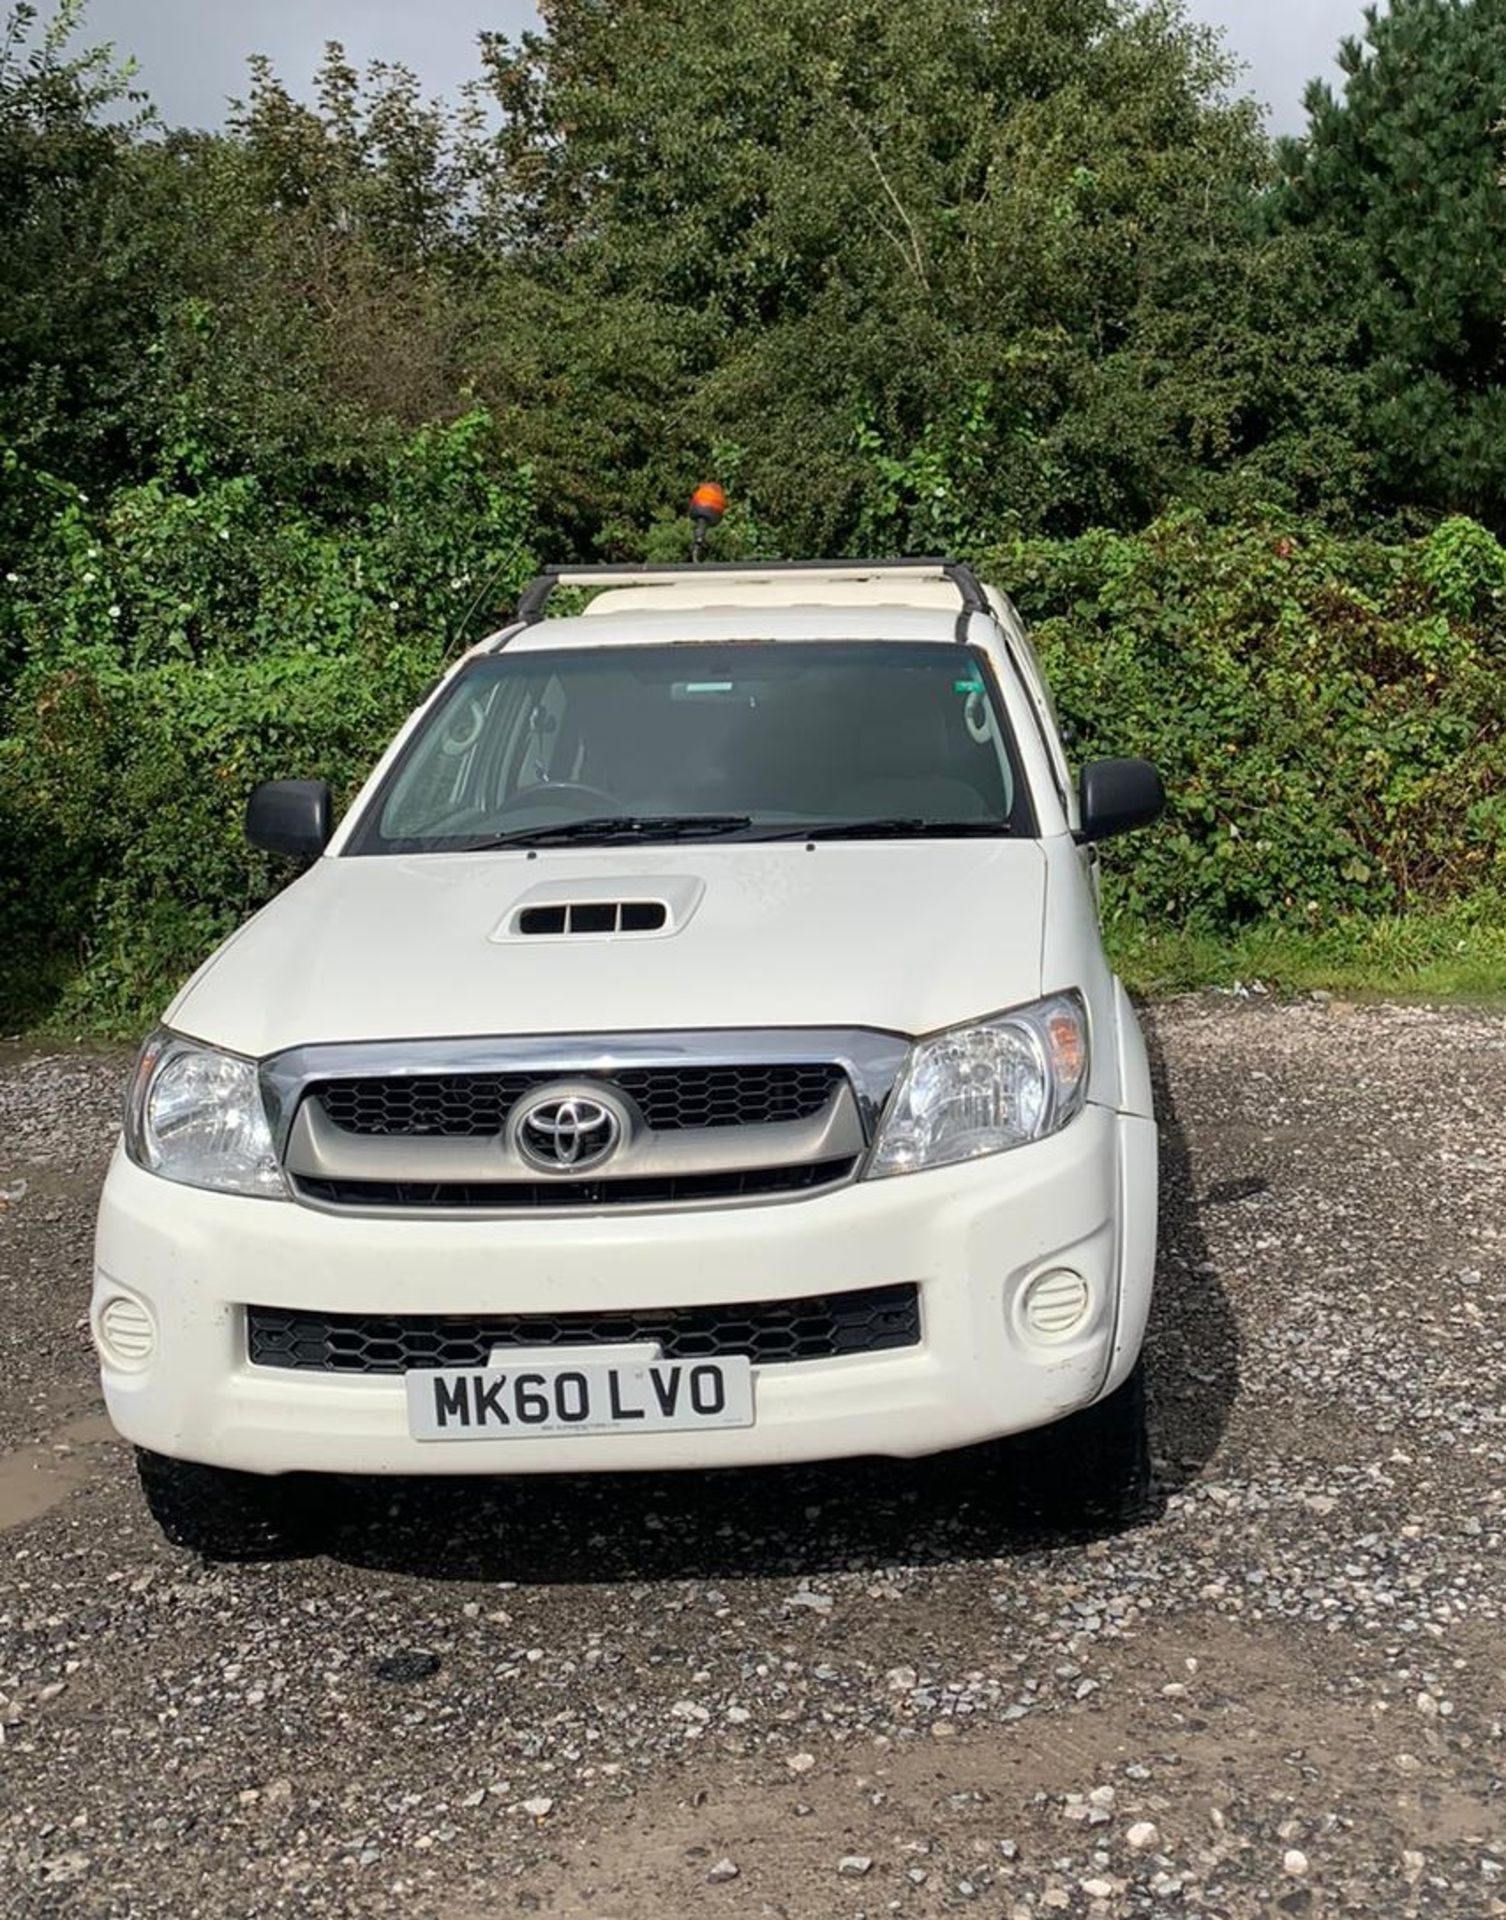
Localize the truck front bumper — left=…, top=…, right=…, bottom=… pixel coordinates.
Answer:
left=92, top=1104, right=1156, bottom=1477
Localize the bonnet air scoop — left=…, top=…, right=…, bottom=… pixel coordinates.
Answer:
left=518, top=900, right=666, bottom=936
left=490, top=873, right=705, bottom=943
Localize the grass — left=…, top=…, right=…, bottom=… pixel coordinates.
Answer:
left=1108, top=898, right=1506, bottom=1002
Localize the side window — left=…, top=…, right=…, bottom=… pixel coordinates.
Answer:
left=995, top=602, right=1074, bottom=822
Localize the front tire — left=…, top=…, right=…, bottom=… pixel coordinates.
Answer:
left=135, top=1449, right=314, bottom=1560
left=1004, top=1361, right=1152, bottom=1529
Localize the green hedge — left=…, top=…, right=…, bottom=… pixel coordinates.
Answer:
left=3, top=482, right=1504, bottom=1031
left=0, top=411, right=534, bottom=1028
left=999, top=510, right=1506, bottom=940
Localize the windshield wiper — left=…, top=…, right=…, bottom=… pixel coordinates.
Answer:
left=748, top=818, right=1013, bottom=843
left=457, top=814, right=755, bottom=851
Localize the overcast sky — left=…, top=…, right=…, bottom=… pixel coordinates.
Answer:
left=81, top=0, right=1373, bottom=136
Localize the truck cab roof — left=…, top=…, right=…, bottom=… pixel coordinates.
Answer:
left=489, top=601, right=975, bottom=654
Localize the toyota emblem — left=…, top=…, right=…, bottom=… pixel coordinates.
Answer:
left=513, top=1088, right=625, bottom=1174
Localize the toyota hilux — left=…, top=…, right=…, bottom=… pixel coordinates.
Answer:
left=93, top=557, right=1165, bottom=1554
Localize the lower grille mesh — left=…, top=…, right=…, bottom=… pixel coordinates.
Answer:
left=292, top=1158, right=857, bottom=1211
left=246, top=1284, right=921, bottom=1373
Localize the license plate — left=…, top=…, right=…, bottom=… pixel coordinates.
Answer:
left=405, top=1357, right=754, bottom=1441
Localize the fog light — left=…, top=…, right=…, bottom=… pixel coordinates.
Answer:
left=1021, top=1268, right=1091, bottom=1341
left=97, top=1294, right=155, bottom=1368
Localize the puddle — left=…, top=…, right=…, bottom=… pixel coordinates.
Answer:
left=0, top=1412, right=117, bottom=1531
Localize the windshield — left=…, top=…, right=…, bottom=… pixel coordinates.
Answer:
left=349, top=641, right=1034, bottom=853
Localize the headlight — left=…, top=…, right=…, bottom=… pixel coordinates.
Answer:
left=123, top=1032, right=286, bottom=1199
left=866, top=993, right=1089, bottom=1179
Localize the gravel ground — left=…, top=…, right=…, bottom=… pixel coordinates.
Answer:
left=1, top=998, right=1505, bottom=1918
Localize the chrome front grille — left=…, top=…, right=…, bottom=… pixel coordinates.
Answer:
left=314, top=1064, right=843, bottom=1137
left=261, top=1030, right=911, bottom=1217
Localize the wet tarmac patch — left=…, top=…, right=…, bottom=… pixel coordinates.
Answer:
left=0, top=1410, right=116, bottom=1531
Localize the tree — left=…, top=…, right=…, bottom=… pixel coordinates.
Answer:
left=1277, top=0, right=1506, bottom=527
left=124, top=50, right=491, bottom=507
left=0, top=1, right=156, bottom=527
left=477, top=0, right=1364, bottom=554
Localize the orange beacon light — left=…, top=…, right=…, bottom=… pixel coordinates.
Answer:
left=689, top=482, right=727, bottom=560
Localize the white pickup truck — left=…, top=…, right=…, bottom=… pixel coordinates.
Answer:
left=93, top=558, right=1164, bottom=1555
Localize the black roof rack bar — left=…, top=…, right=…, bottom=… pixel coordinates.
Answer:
left=510, top=557, right=990, bottom=643
left=515, top=574, right=564, bottom=622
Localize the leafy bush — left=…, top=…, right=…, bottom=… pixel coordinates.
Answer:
left=0, top=409, right=534, bottom=1027
left=5, top=467, right=1505, bottom=1030
left=998, top=511, right=1506, bottom=939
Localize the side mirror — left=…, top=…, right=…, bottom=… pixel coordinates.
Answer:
left=1077, top=758, right=1165, bottom=843
left=246, top=780, right=332, bottom=860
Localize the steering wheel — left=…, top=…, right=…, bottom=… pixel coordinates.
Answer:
left=504, top=781, right=623, bottom=818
